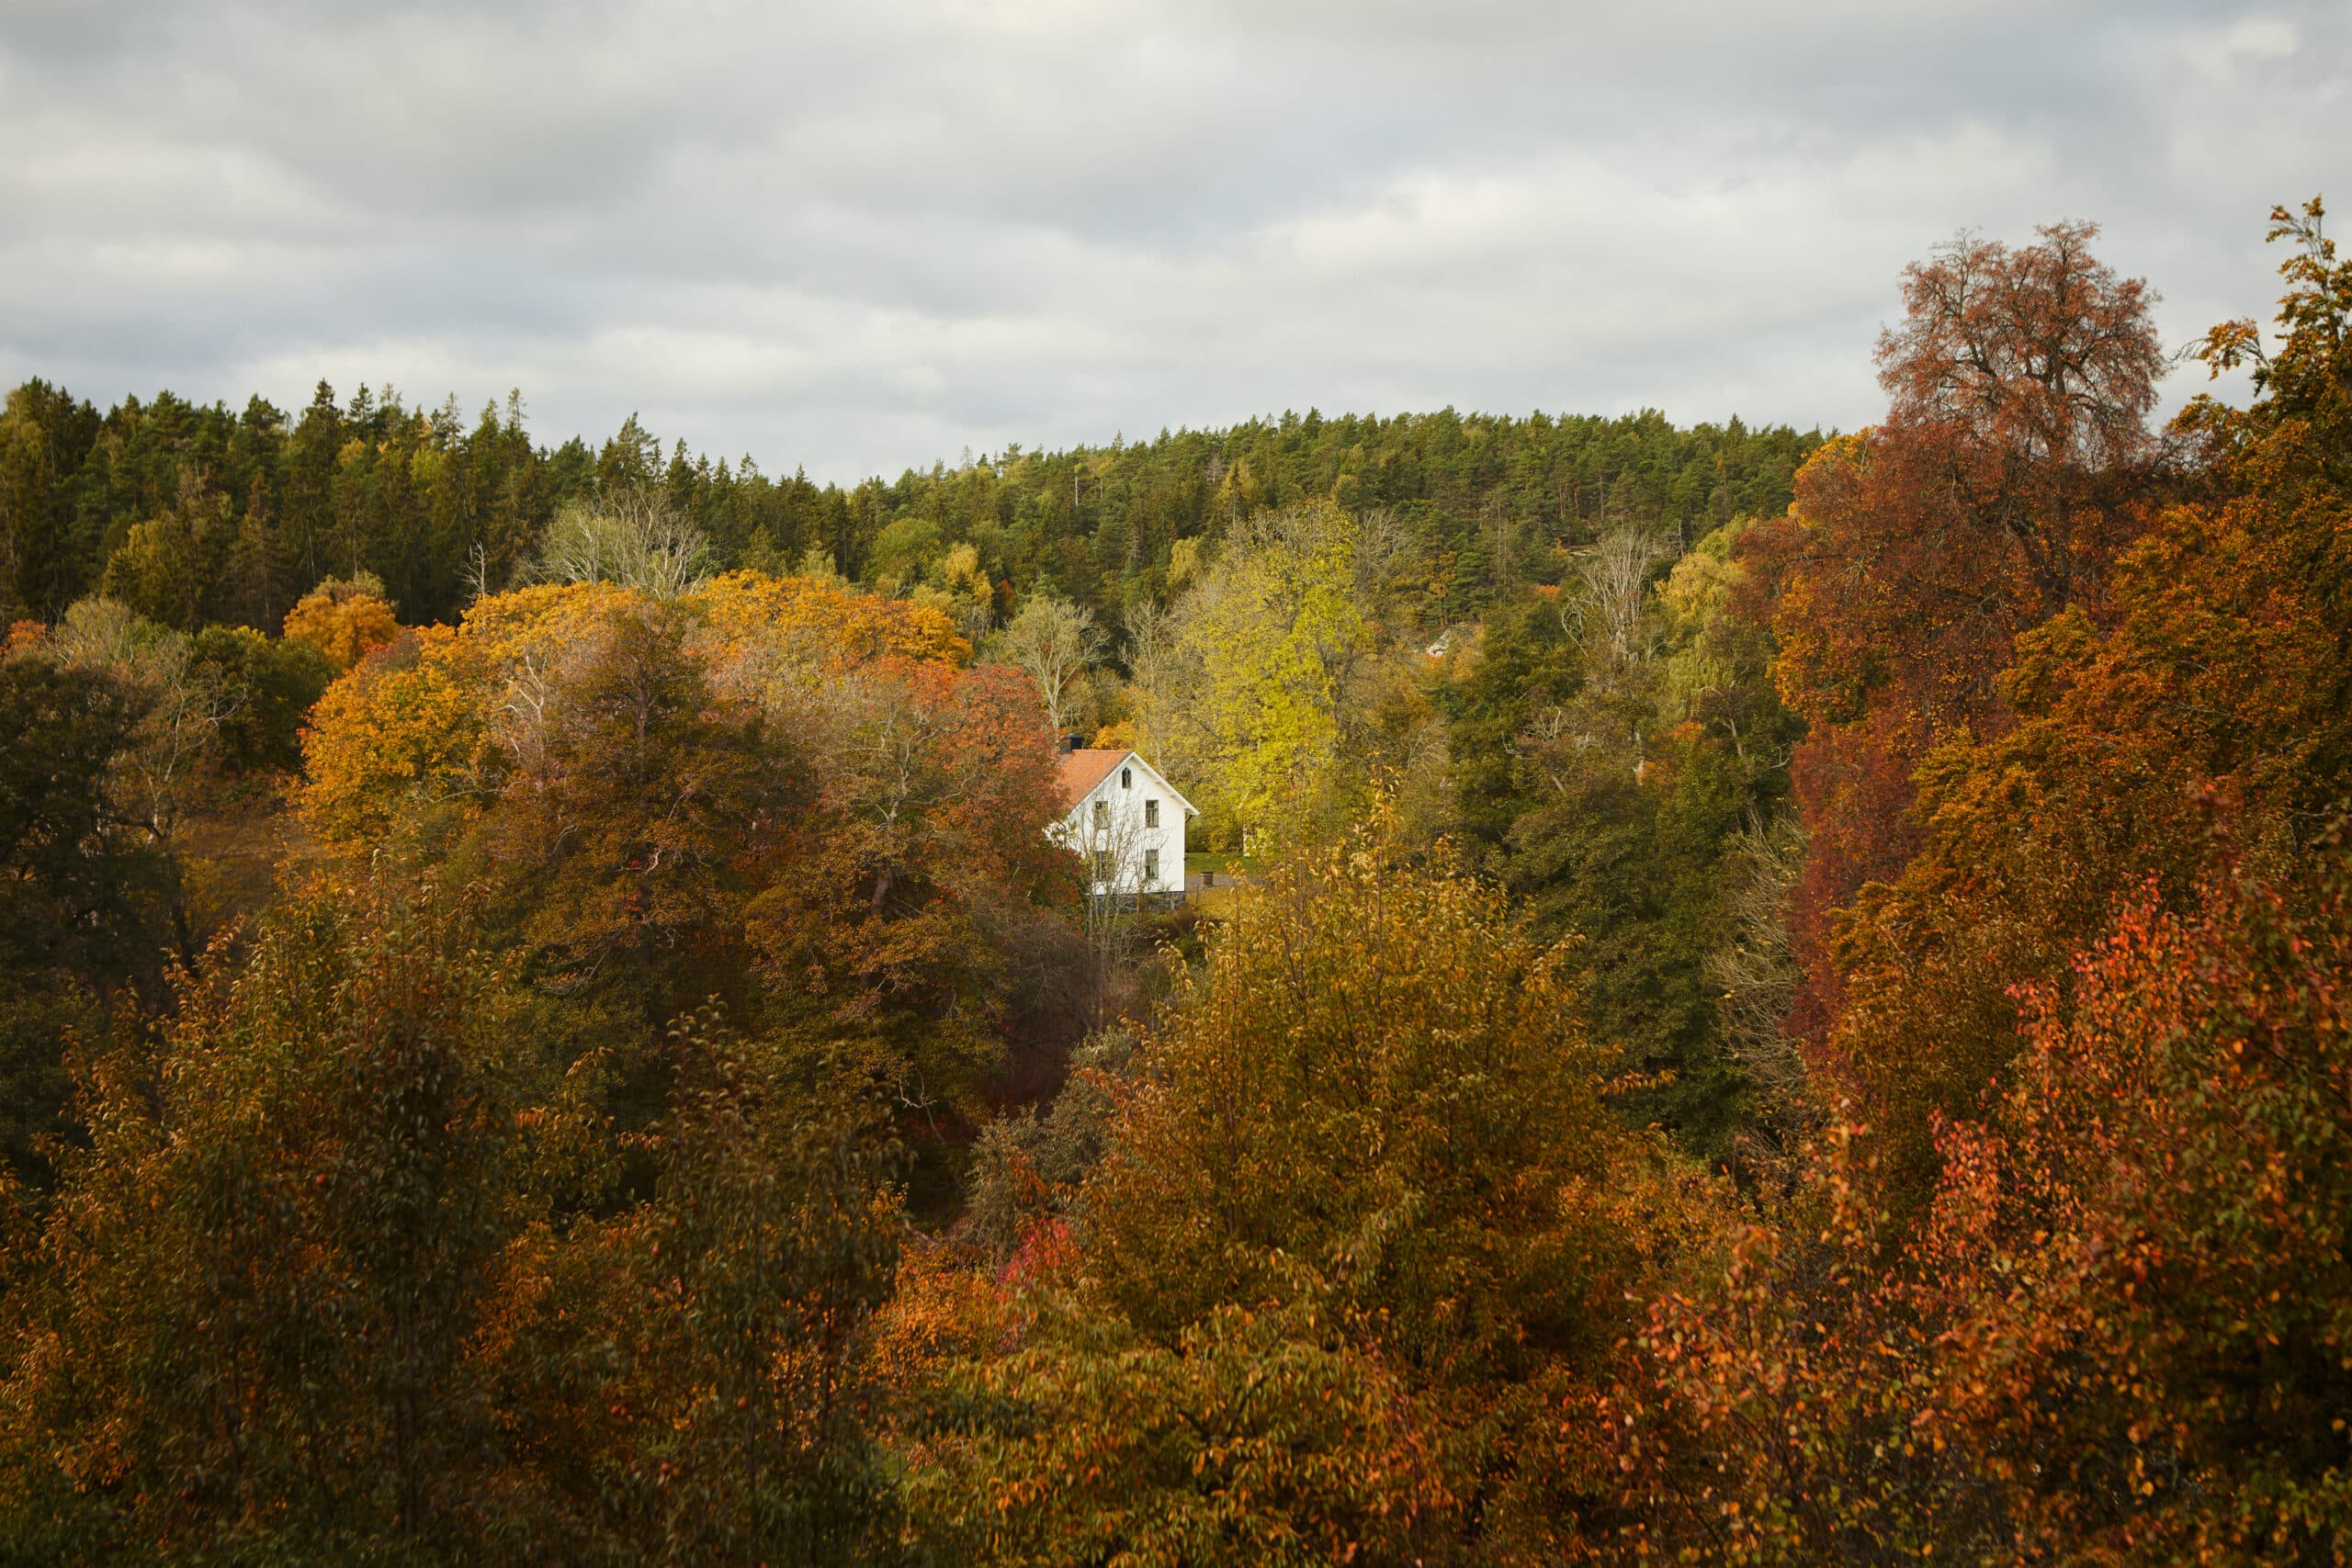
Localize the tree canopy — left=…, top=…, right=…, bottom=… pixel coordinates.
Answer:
left=2, top=200, right=2348, bottom=1564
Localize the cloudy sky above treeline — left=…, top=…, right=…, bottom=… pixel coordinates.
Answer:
left=2, top=1, right=2342, bottom=481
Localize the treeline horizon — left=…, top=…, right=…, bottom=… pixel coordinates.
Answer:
left=0, top=377, right=1820, bottom=636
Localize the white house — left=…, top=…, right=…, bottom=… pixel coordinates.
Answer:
left=1051, top=744, right=1196, bottom=901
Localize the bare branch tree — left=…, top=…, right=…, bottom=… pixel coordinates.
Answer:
left=1054, top=792, right=1156, bottom=1031
left=1001, top=592, right=1105, bottom=737
left=1704, top=810, right=1813, bottom=1140
left=1122, top=599, right=1184, bottom=763
left=52, top=596, right=242, bottom=847
left=462, top=539, right=495, bottom=607
left=536, top=486, right=710, bottom=598
left=1566, top=525, right=1671, bottom=668
left=1351, top=504, right=1420, bottom=620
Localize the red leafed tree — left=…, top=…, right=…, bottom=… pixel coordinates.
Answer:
left=1792, top=202, right=2352, bottom=1198
left=1625, top=849, right=2352, bottom=1562
left=1616, top=203, right=2352, bottom=1561
left=1752, top=221, right=2166, bottom=1043
left=1903, top=857, right=2352, bottom=1559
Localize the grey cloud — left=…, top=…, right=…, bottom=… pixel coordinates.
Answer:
left=0, top=1, right=2343, bottom=481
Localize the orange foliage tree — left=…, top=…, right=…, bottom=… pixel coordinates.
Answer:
left=280, top=571, right=402, bottom=671
left=1623, top=847, right=2352, bottom=1562
left=296, top=569, right=1068, bottom=1111
left=1807, top=201, right=2352, bottom=1196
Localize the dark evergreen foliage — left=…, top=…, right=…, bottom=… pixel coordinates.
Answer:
left=0, top=381, right=1819, bottom=637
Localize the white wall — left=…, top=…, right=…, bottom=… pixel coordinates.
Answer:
left=1057, top=760, right=1187, bottom=896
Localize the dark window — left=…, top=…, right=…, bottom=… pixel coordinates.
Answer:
left=1092, top=799, right=1109, bottom=828
left=1145, top=848, right=1160, bottom=881
left=1145, top=799, right=1159, bottom=828
left=1121, top=767, right=1132, bottom=789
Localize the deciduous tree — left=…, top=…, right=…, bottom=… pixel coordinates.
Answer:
left=998, top=591, right=1103, bottom=738
left=0, top=872, right=529, bottom=1559
left=280, top=570, right=401, bottom=671
left=1753, top=221, right=2167, bottom=1047
left=906, top=826, right=1719, bottom=1562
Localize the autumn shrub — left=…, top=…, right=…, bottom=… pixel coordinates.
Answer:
left=1621, top=840, right=2352, bottom=1565
left=959, top=1026, right=1136, bottom=1258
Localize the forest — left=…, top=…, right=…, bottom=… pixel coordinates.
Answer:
left=0, top=200, right=2344, bottom=1564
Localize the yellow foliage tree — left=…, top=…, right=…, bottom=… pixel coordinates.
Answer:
left=692, top=569, right=969, bottom=670
left=1156, top=501, right=1367, bottom=841
left=295, top=627, right=486, bottom=847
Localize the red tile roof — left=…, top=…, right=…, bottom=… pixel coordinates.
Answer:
left=1055, top=748, right=1132, bottom=809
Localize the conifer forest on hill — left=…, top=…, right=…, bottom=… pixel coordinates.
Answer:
left=0, top=203, right=2348, bottom=1563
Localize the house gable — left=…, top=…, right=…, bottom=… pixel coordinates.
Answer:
left=1054, top=749, right=1199, bottom=818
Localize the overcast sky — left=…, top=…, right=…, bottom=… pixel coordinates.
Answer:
left=2, top=1, right=2342, bottom=482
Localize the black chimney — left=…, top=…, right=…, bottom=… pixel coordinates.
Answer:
left=1059, top=733, right=1081, bottom=753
